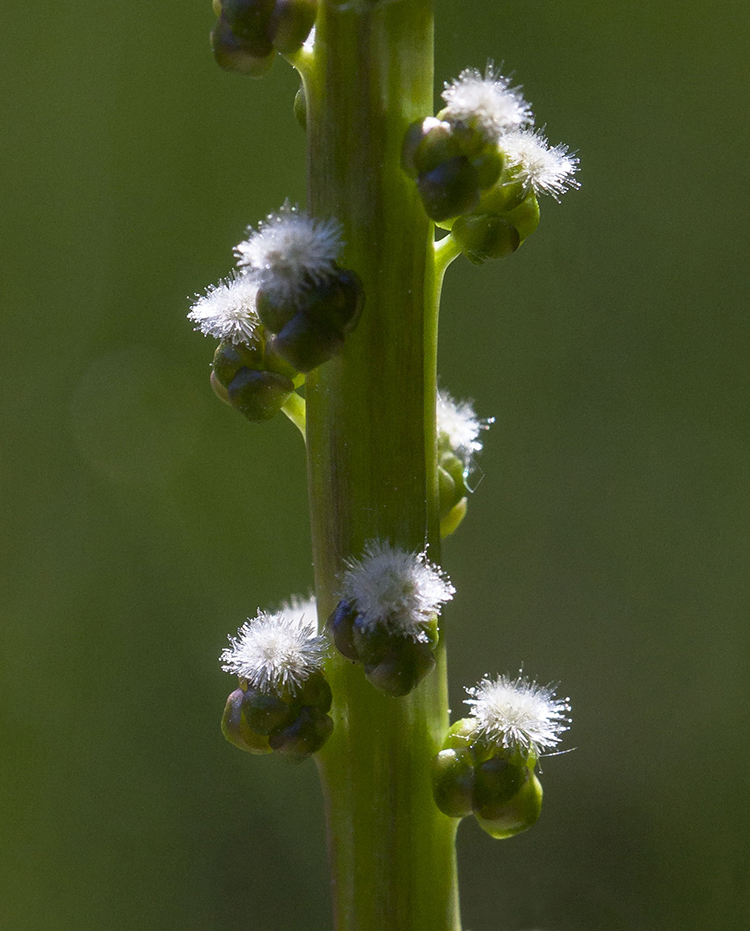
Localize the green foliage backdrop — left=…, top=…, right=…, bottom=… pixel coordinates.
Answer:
left=1, top=2, right=748, bottom=929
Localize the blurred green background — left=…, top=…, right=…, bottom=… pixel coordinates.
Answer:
left=2, top=1, right=748, bottom=929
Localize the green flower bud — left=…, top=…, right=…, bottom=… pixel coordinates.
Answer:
left=442, top=717, right=478, bottom=751
left=268, top=705, right=334, bottom=761
left=210, top=370, right=232, bottom=406
left=412, top=121, right=464, bottom=176
left=438, top=464, right=458, bottom=520
left=226, top=366, right=294, bottom=421
left=432, top=748, right=475, bottom=819
left=439, top=451, right=467, bottom=496
left=350, top=616, right=393, bottom=669
left=268, top=0, right=317, bottom=54
left=472, top=753, right=529, bottom=818
left=269, top=312, right=344, bottom=373
left=305, top=268, right=365, bottom=336
left=241, top=684, right=296, bottom=735
left=211, top=17, right=275, bottom=77
left=363, top=638, right=436, bottom=697
left=440, top=498, right=467, bottom=539
left=256, top=288, right=297, bottom=334
left=474, top=768, right=543, bottom=839
left=416, top=157, right=481, bottom=223
left=297, top=670, right=333, bottom=713
left=502, top=191, right=540, bottom=242
left=451, top=214, right=520, bottom=265
left=327, top=600, right=360, bottom=662
left=293, top=86, right=307, bottom=130
left=212, top=339, right=265, bottom=388
left=221, top=0, right=275, bottom=56
left=471, top=147, right=504, bottom=191
left=221, top=688, right=272, bottom=754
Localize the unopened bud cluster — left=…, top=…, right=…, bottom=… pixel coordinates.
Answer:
left=432, top=675, right=570, bottom=838
left=221, top=610, right=334, bottom=761
left=327, top=542, right=454, bottom=696
left=437, top=390, right=492, bottom=537
left=211, top=0, right=317, bottom=77
left=403, top=65, right=579, bottom=263
left=189, top=204, right=363, bottom=422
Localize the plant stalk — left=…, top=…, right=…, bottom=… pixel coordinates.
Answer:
left=304, top=2, right=462, bottom=930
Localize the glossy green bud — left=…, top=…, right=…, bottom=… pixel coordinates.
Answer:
left=350, top=617, right=392, bottom=669
left=305, top=268, right=365, bottom=336
left=502, top=192, right=540, bottom=242
left=256, top=289, right=297, bottom=334
left=241, top=685, right=296, bottom=735
left=226, top=367, right=294, bottom=421
left=293, top=86, right=306, bottom=130
left=221, top=688, right=272, bottom=754
left=210, top=370, right=232, bottom=406
left=327, top=600, right=360, bottom=662
left=474, top=769, right=543, bottom=839
left=211, top=17, right=274, bottom=77
left=471, top=147, right=504, bottom=191
left=268, top=705, right=333, bottom=761
left=472, top=754, right=529, bottom=817
left=451, top=214, right=520, bottom=265
left=212, top=340, right=265, bottom=388
left=297, top=670, right=333, bottom=713
left=442, top=717, right=478, bottom=751
left=438, top=466, right=461, bottom=520
left=416, top=157, right=481, bottom=223
left=432, top=748, right=475, bottom=818
left=440, top=498, right=467, bottom=539
left=363, top=638, right=436, bottom=697
left=268, top=0, right=317, bottom=54
left=269, top=311, right=344, bottom=373
left=412, top=121, right=464, bottom=176
left=221, top=0, right=275, bottom=56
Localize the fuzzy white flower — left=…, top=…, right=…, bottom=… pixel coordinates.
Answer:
left=341, top=540, right=455, bottom=641
left=441, top=64, right=533, bottom=140
left=465, top=673, right=571, bottom=757
left=234, top=201, right=343, bottom=302
left=500, top=129, right=580, bottom=201
left=437, top=390, right=492, bottom=467
left=277, top=593, right=318, bottom=634
left=220, top=610, right=328, bottom=695
left=187, top=274, right=261, bottom=345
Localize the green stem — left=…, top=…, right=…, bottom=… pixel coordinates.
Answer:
left=304, top=3, right=461, bottom=931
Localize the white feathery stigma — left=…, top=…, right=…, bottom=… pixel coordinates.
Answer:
left=341, top=540, right=454, bottom=641
left=465, top=673, right=571, bottom=757
left=276, top=593, right=318, bottom=634
left=441, top=64, right=533, bottom=140
left=437, top=389, right=492, bottom=467
left=220, top=610, right=328, bottom=695
left=234, top=201, right=343, bottom=302
left=500, top=129, right=580, bottom=201
left=187, top=274, right=261, bottom=346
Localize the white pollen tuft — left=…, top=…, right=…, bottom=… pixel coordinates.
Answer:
left=276, top=593, right=318, bottom=634
left=341, top=540, right=455, bottom=641
left=220, top=611, right=328, bottom=695
left=234, top=201, right=343, bottom=302
left=465, top=673, right=571, bottom=757
left=187, top=274, right=261, bottom=346
left=441, top=64, right=533, bottom=140
left=500, top=129, right=580, bottom=201
left=437, top=390, right=492, bottom=467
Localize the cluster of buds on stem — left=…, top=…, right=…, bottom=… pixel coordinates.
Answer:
left=327, top=541, right=455, bottom=696
left=432, top=674, right=571, bottom=837
left=211, top=0, right=317, bottom=76
left=220, top=605, right=334, bottom=761
left=189, top=203, right=363, bottom=424
left=403, top=65, right=579, bottom=263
